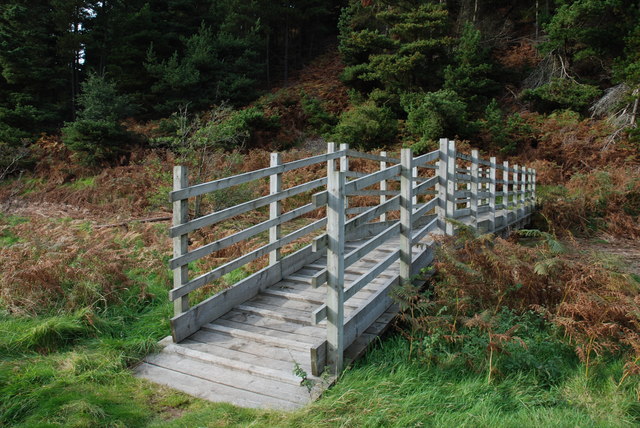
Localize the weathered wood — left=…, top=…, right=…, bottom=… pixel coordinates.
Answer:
left=412, top=197, right=438, bottom=220
left=170, top=177, right=326, bottom=238
left=170, top=150, right=344, bottom=202
left=503, top=160, right=510, bottom=224
left=446, top=140, right=457, bottom=236
left=411, top=217, right=438, bottom=245
left=400, top=148, right=413, bottom=285
left=173, top=166, right=189, bottom=316
left=269, top=153, right=282, bottom=265
left=347, top=149, right=400, bottom=164
left=344, top=223, right=400, bottom=269
left=169, top=203, right=316, bottom=269
left=489, top=156, right=497, bottom=233
left=412, top=176, right=438, bottom=197
left=326, top=142, right=345, bottom=375
left=170, top=243, right=321, bottom=341
left=380, top=151, right=388, bottom=222
left=470, top=149, right=479, bottom=230
left=170, top=218, right=326, bottom=300
left=412, top=150, right=439, bottom=167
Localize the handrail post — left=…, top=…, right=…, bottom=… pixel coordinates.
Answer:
left=470, top=149, right=479, bottom=231
left=513, top=165, right=520, bottom=223
left=400, top=148, right=413, bottom=285
left=503, top=161, right=509, bottom=228
left=269, top=153, right=282, bottom=265
left=173, top=166, right=189, bottom=317
left=489, top=156, right=497, bottom=233
left=446, top=139, right=457, bottom=235
left=437, top=139, right=448, bottom=233
left=326, top=158, right=345, bottom=375
left=380, top=151, right=387, bottom=222
left=532, top=168, right=537, bottom=207
left=519, top=165, right=526, bottom=221
left=340, top=143, right=349, bottom=213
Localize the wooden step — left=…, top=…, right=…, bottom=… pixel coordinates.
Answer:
left=143, top=351, right=309, bottom=405
left=222, top=310, right=325, bottom=339
left=187, top=329, right=312, bottom=371
left=162, top=342, right=303, bottom=386
left=135, top=363, right=300, bottom=410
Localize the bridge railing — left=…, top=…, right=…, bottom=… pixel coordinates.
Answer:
left=168, top=139, right=536, bottom=375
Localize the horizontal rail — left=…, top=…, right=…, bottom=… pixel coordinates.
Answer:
left=312, top=249, right=400, bottom=324
left=344, top=164, right=401, bottom=194
left=170, top=177, right=326, bottom=237
left=412, top=176, right=438, bottom=197
left=412, top=217, right=438, bottom=244
left=412, top=150, right=439, bottom=167
left=344, top=223, right=400, bottom=268
left=170, top=150, right=344, bottom=202
left=169, top=203, right=316, bottom=269
left=413, top=197, right=438, bottom=219
left=311, top=195, right=400, bottom=255
left=346, top=149, right=400, bottom=164
left=170, top=218, right=326, bottom=300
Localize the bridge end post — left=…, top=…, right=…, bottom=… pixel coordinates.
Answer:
left=489, top=156, right=497, bottom=233
left=502, top=161, right=510, bottom=230
left=437, top=139, right=448, bottom=233
left=326, top=144, right=345, bottom=375
left=172, top=166, right=190, bottom=319
left=379, top=151, right=388, bottom=222
left=470, top=149, right=479, bottom=232
left=269, top=153, right=282, bottom=266
left=400, top=148, right=413, bottom=285
left=446, top=140, right=457, bottom=236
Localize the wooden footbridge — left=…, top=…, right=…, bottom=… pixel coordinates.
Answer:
left=135, top=139, right=537, bottom=410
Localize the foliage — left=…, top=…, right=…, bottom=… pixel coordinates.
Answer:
left=394, top=227, right=640, bottom=382
left=480, top=100, right=533, bottom=154
left=522, top=77, right=601, bottom=114
left=538, top=168, right=640, bottom=238
left=330, top=101, right=397, bottom=150
left=62, top=73, right=136, bottom=165
left=338, top=0, right=452, bottom=98
left=443, top=24, right=498, bottom=113
left=401, top=89, right=472, bottom=145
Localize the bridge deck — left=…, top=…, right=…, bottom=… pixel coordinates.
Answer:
left=135, top=209, right=528, bottom=410
left=134, top=141, right=536, bottom=410
left=135, top=229, right=433, bottom=409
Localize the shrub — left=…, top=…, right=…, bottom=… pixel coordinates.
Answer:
left=401, top=89, right=473, bottom=145
left=62, top=74, right=136, bottom=165
left=331, top=101, right=397, bottom=150
left=480, top=100, right=533, bottom=154
left=522, top=78, right=601, bottom=114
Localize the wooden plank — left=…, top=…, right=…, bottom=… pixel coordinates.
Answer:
left=412, top=150, right=439, bottom=167
left=144, top=352, right=308, bottom=404
left=342, top=276, right=398, bottom=352
left=162, top=343, right=302, bottom=386
left=344, top=223, right=400, bottom=268
left=269, top=153, right=282, bottom=265
left=173, top=166, right=189, bottom=316
left=346, top=149, right=400, bottom=164
left=180, top=339, right=312, bottom=379
left=135, top=363, right=300, bottom=410
left=412, top=197, right=438, bottom=220
left=312, top=249, right=400, bottom=324
left=169, top=203, right=315, bottom=269
left=235, top=304, right=311, bottom=325
left=170, top=218, right=326, bottom=300
left=344, top=164, right=401, bottom=195
left=379, top=151, right=388, bottom=222
left=170, top=244, right=319, bottom=342
left=188, top=330, right=310, bottom=368
left=326, top=164, right=345, bottom=375
left=489, top=156, right=497, bottom=233
left=470, top=149, right=479, bottom=230
left=411, top=217, right=438, bottom=245
left=170, top=150, right=343, bottom=202
left=412, top=176, right=438, bottom=197
left=170, top=177, right=326, bottom=237
left=222, top=309, right=325, bottom=338
left=204, top=319, right=320, bottom=350
left=399, top=148, right=413, bottom=285
left=445, top=139, right=456, bottom=236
